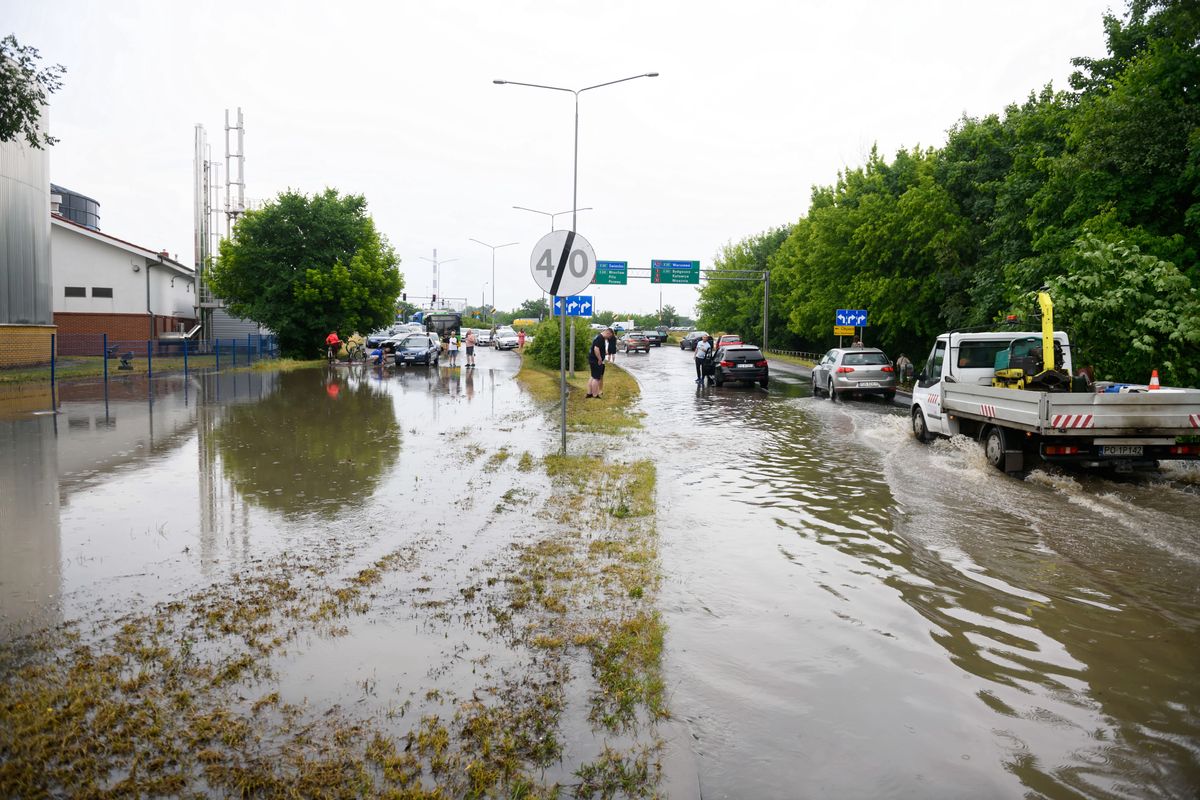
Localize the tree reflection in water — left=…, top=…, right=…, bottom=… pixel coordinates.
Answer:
left=211, top=370, right=400, bottom=517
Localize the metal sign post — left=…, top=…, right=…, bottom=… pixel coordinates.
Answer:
left=530, top=230, right=597, bottom=454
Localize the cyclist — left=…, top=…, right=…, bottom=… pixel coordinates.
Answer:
left=325, top=331, right=341, bottom=361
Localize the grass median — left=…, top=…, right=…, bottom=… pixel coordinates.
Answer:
left=516, top=354, right=643, bottom=434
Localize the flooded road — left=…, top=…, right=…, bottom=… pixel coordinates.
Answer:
left=617, top=347, right=1200, bottom=799
left=3, top=345, right=1198, bottom=798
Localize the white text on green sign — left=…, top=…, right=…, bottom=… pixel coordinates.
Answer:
left=651, top=259, right=700, bottom=284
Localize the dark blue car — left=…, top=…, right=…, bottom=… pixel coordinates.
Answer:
left=394, top=333, right=441, bottom=367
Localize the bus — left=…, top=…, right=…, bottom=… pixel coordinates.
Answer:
left=424, top=312, right=462, bottom=342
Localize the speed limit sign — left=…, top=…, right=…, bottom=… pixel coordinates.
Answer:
left=530, top=230, right=596, bottom=297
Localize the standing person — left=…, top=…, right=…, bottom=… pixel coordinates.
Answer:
left=607, top=331, right=617, bottom=363
left=694, top=333, right=712, bottom=384
left=464, top=329, right=477, bottom=368
left=325, top=331, right=341, bottom=362
left=517, top=329, right=526, bottom=350
left=895, top=353, right=912, bottom=384
left=447, top=332, right=459, bottom=367
left=586, top=327, right=613, bottom=398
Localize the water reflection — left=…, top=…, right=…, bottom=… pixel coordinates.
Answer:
left=209, top=370, right=400, bottom=518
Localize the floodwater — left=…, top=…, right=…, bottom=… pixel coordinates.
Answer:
left=2, top=346, right=1198, bottom=799
left=617, top=348, right=1200, bottom=799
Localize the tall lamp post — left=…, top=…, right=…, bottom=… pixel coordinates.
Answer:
left=512, top=205, right=593, bottom=233
left=468, top=238, right=518, bottom=330
left=494, top=72, right=658, bottom=454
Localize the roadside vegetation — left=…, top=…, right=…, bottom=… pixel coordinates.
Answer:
left=697, top=0, right=1200, bottom=385
left=517, top=353, right=642, bottom=434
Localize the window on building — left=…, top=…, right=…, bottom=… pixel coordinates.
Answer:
left=92, top=287, right=114, bottom=298
left=64, top=286, right=86, bottom=297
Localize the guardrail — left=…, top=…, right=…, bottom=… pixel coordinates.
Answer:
left=766, top=348, right=823, bottom=361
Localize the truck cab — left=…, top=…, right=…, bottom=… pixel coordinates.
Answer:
left=912, top=330, right=1072, bottom=440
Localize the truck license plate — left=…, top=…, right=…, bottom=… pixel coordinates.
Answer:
left=1101, top=445, right=1143, bottom=456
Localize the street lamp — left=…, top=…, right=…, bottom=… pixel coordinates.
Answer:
left=512, top=205, right=594, bottom=233
left=469, top=238, right=518, bottom=330
left=494, top=72, right=658, bottom=454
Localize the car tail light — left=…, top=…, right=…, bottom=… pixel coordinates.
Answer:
left=836, top=366, right=855, bottom=373
left=881, top=365, right=894, bottom=372
left=1169, top=444, right=1200, bottom=456
left=755, top=360, right=768, bottom=367
left=720, top=360, right=735, bottom=367
left=1044, top=445, right=1079, bottom=455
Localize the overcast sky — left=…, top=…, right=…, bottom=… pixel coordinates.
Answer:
left=8, top=0, right=1116, bottom=317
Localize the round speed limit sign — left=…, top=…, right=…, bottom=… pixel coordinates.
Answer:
left=529, top=230, right=596, bottom=297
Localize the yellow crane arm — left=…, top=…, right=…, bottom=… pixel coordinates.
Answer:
left=1037, top=291, right=1055, bottom=373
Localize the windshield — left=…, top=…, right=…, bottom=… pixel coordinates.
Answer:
left=400, top=336, right=429, bottom=348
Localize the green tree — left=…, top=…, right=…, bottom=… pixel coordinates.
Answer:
left=512, top=297, right=550, bottom=320
left=209, top=189, right=403, bottom=357
left=0, top=34, right=66, bottom=149
left=1046, top=233, right=1200, bottom=385
left=659, top=304, right=679, bottom=327
left=524, top=317, right=592, bottom=371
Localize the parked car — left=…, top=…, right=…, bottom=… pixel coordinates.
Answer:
left=366, top=327, right=397, bottom=348
left=643, top=329, right=667, bottom=347
left=619, top=332, right=651, bottom=353
left=493, top=327, right=519, bottom=350
left=679, top=331, right=709, bottom=351
left=810, top=347, right=896, bottom=401
left=712, top=345, right=769, bottom=388
left=717, top=334, right=743, bottom=349
left=393, top=333, right=441, bottom=366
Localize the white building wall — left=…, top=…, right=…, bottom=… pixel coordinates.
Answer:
left=50, top=221, right=194, bottom=320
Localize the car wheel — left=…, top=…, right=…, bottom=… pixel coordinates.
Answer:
left=714, top=370, right=724, bottom=387
left=759, top=376, right=769, bottom=389
left=882, top=391, right=896, bottom=403
left=827, top=379, right=837, bottom=401
left=912, top=407, right=931, bottom=443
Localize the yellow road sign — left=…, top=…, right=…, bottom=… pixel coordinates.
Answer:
left=833, top=325, right=856, bottom=336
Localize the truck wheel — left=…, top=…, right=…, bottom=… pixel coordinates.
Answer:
left=984, top=427, right=1006, bottom=471
left=912, top=407, right=931, bottom=443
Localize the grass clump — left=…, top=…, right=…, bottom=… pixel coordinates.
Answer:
left=516, top=356, right=642, bottom=433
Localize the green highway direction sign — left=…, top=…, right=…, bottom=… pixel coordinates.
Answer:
left=651, top=259, right=700, bottom=284
left=594, top=260, right=628, bottom=285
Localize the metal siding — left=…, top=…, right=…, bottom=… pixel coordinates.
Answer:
left=0, top=115, right=52, bottom=325
left=209, top=307, right=263, bottom=339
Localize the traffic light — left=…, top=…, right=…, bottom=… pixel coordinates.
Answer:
left=432, top=293, right=437, bottom=304
left=402, top=292, right=407, bottom=302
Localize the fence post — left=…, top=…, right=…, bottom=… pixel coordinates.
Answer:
left=50, top=333, right=56, bottom=385
left=102, top=333, right=108, bottom=383
left=232, top=339, right=237, bottom=367
left=248, top=333, right=253, bottom=363
left=183, top=337, right=189, bottom=377
left=216, top=339, right=221, bottom=371
left=147, top=340, right=153, bottom=378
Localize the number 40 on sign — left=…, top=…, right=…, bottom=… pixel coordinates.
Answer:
left=530, top=230, right=597, bottom=298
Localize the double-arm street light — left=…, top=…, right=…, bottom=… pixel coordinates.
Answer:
left=494, top=73, right=657, bottom=234
left=512, top=205, right=593, bottom=233
left=468, top=238, right=518, bottom=329
left=494, top=71, right=658, bottom=454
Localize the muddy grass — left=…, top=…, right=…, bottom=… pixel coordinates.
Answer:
left=516, top=357, right=643, bottom=434
left=1, top=362, right=667, bottom=798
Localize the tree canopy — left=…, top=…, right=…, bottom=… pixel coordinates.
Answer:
left=0, top=34, right=66, bottom=149
left=209, top=189, right=403, bottom=357
left=696, top=0, right=1200, bottom=383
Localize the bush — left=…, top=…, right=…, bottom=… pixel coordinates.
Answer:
left=525, top=318, right=595, bottom=371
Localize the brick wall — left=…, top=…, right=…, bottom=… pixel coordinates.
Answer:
left=54, top=312, right=152, bottom=340
left=0, top=324, right=57, bottom=368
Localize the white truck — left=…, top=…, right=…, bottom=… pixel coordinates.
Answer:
left=910, top=328, right=1200, bottom=474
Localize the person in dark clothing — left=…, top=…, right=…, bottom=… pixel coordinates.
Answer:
left=587, top=328, right=614, bottom=398
left=606, top=332, right=617, bottom=363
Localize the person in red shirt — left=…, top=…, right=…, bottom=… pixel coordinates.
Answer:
left=325, top=331, right=341, bottom=361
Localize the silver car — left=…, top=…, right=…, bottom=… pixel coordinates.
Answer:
left=811, top=347, right=896, bottom=401
left=493, top=327, right=519, bottom=350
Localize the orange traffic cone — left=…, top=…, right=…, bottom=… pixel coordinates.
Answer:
left=1149, top=369, right=1161, bottom=390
